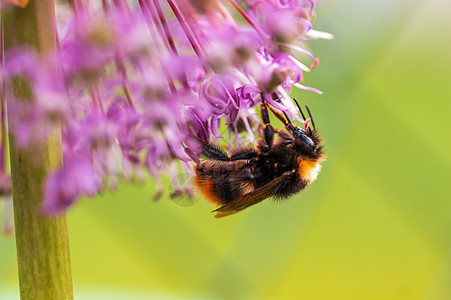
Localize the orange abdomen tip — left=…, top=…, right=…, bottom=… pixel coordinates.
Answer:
left=194, top=173, right=223, bottom=205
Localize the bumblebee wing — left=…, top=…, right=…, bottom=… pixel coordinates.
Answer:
left=212, top=169, right=295, bottom=218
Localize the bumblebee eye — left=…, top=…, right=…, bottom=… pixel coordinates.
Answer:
left=293, top=128, right=315, bottom=149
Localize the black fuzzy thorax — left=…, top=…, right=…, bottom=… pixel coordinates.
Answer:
left=254, top=139, right=309, bottom=198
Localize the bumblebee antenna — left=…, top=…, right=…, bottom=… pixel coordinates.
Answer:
left=305, top=105, right=316, bottom=131
left=293, top=98, right=312, bottom=134
left=293, top=98, right=307, bottom=121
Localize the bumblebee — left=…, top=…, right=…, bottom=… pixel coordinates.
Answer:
left=194, top=99, right=324, bottom=218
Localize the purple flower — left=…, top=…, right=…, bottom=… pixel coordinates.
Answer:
left=43, top=156, right=101, bottom=214
left=2, top=0, right=331, bottom=214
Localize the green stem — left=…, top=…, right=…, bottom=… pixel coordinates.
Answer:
left=3, top=2, right=74, bottom=300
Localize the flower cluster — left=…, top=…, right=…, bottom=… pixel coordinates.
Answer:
left=1, top=0, right=331, bottom=223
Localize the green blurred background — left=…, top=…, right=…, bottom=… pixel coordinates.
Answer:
left=1, top=0, right=451, bottom=298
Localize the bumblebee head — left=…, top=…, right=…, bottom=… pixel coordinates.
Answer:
left=287, top=124, right=318, bottom=157
left=293, top=126, right=315, bottom=147
left=286, top=99, right=322, bottom=159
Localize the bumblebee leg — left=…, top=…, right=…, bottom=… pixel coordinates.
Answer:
left=230, top=149, right=257, bottom=161
left=201, top=143, right=231, bottom=161
left=201, top=144, right=257, bottom=161
left=267, top=105, right=289, bottom=126
left=266, top=103, right=300, bottom=134
left=260, top=101, right=274, bottom=149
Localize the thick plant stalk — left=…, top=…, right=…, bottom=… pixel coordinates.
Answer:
left=2, top=1, right=74, bottom=300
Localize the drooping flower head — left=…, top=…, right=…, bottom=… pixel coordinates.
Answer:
left=0, top=0, right=332, bottom=218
